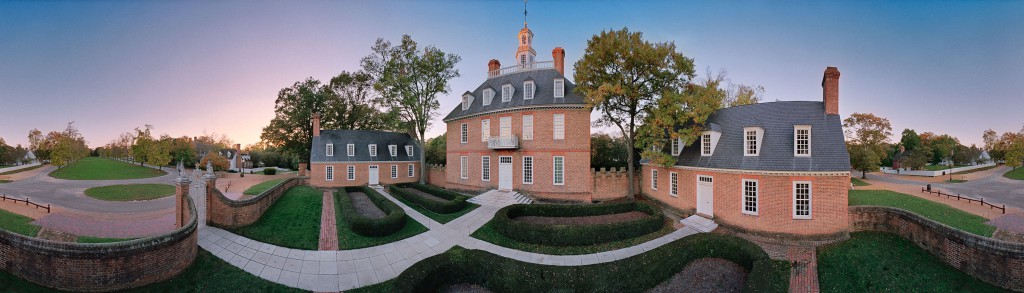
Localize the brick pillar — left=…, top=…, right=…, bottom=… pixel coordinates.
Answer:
left=299, top=162, right=308, bottom=177
left=552, top=47, right=565, bottom=76
left=174, top=175, right=190, bottom=228
left=822, top=66, right=840, bottom=115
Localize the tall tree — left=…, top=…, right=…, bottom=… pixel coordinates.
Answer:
left=131, top=125, right=154, bottom=166
left=590, top=133, right=629, bottom=169
left=636, top=74, right=723, bottom=167
left=423, top=134, right=447, bottom=166
left=843, top=113, right=893, bottom=179
left=573, top=27, right=696, bottom=199
left=325, top=71, right=398, bottom=132
left=725, top=83, right=764, bottom=107
left=899, top=129, right=921, bottom=152
left=362, top=35, right=461, bottom=184
left=260, top=78, right=329, bottom=164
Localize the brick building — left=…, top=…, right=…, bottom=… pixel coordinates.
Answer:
left=308, top=114, right=421, bottom=187
left=442, top=22, right=593, bottom=201
left=643, top=67, right=851, bottom=239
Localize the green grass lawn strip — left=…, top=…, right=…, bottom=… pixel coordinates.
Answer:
left=850, top=177, right=870, bottom=186
left=953, top=165, right=998, bottom=175
left=817, top=232, right=1004, bottom=292
left=227, top=186, right=321, bottom=250
left=77, top=236, right=135, bottom=243
left=0, top=164, right=44, bottom=176
left=386, top=188, right=479, bottom=224
left=1005, top=167, right=1024, bottom=180
left=0, top=180, right=11, bottom=184
left=83, top=184, right=175, bottom=201
left=924, top=165, right=969, bottom=171
left=49, top=157, right=166, bottom=180
left=849, top=190, right=995, bottom=237
left=242, top=178, right=287, bottom=195
left=945, top=179, right=967, bottom=183
left=471, top=218, right=675, bottom=255
left=335, top=191, right=428, bottom=250
left=0, top=209, right=40, bottom=237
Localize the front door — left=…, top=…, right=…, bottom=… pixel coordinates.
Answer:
left=696, top=175, right=714, bottom=218
left=368, top=165, right=379, bottom=185
left=499, top=156, right=513, bottom=190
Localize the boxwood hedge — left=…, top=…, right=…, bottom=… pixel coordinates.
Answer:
left=391, top=233, right=790, bottom=293
left=336, top=186, right=406, bottom=237
left=492, top=201, right=664, bottom=246
left=388, top=183, right=468, bottom=214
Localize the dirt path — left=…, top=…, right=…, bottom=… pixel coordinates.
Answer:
left=513, top=211, right=648, bottom=225
left=349, top=191, right=386, bottom=219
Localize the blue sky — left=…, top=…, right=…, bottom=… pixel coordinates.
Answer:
left=1, top=0, right=1021, bottom=148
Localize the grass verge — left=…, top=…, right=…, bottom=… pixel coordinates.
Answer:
left=386, top=189, right=479, bottom=224
left=49, top=157, right=166, bottom=180
left=1005, top=167, right=1024, bottom=180
left=0, top=180, right=11, bottom=184
left=818, top=232, right=1003, bottom=292
left=83, top=184, right=175, bottom=201
left=227, top=186, right=321, bottom=250
left=0, top=209, right=40, bottom=237
left=848, top=190, right=995, bottom=237
left=924, top=165, right=968, bottom=171
left=850, top=177, right=870, bottom=186
left=0, top=165, right=44, bottom=176
left=953, top=165, right=998, bottom=175
left=471, top=218, right=675, bottom=255
left=243, top=178, right=288, bottom=196
left=945, top=179, right=967, bottom=183
left=336, top=190, right=428, bottom=250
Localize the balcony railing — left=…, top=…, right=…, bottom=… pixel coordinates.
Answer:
left=487, top=61, right=554, bottom=79
left=487, top=135, right=519, bottom=149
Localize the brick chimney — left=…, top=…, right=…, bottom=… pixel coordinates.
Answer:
left=552, top=47, right=565, bottom=76
left=312, top=113, right=321, bottom=137
left=488, top=59, right=501, bottom=73
left=822, top=67, right=840, bottom=115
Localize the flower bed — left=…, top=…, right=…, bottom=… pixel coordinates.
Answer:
left=492, top=201, right=664, bottom=246
left=388, top=183, right=468, bottom=214
left=337, top=186, right=406, bottom=237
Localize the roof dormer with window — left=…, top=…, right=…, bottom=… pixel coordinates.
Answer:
left=743, top=127, right=764, bottom=156
left=483, top=88, right=494, bottom=106
left=700, top=131, right=721, bottom=156
left=501, top=84, right=514, bottom=102
left=462, top=93, right=474, bottom=110
left=523, top=80, right=535, bottom=100
left=794, top=125, right=811, bottom=157
left=553, top=78, right=564, bottom=98
left=388, top=145, right=398, bottom=157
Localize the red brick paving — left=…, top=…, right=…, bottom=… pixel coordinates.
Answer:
left=987, top=213, right=1024, bottom=234
left=787, top=246, right=819, bottom=293
left=32, top=209, right=175, bottom=238
left=318, top=190, right=338, bottom=251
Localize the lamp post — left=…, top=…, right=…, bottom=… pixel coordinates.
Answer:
left=949, top=150, right=954, bottom=182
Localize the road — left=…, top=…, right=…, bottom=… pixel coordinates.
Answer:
left=0, top=165, right=176, bottom=213
left=859, top=166, right=1024, bottom=210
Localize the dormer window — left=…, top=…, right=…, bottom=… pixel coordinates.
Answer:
left=347, top=144, right=355, bottom=156
left=483, top=89, right=494, bottom=106
left=554, top=79, right=564, bottom=98
left=524, top=81, right=535, bottom=100
left=369, top=144, right=377, bottom=157
left=701, top=134, right=712, bottom=156
left=405, top=145, right=413, bottom=157
left=502, top=84, right=514, bottom=102
left=389, top=145, right=397, bottom=157
left=462, top=94, right=473, bottom=110
left=326, top=144, right=334, bottom=156
left=744, top=127, right=764, bottom=156
left=671, top=138, right=682, bottom=156
left=794, top=125, right=811, bottom=156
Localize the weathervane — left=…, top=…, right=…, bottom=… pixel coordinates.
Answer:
left=523, top=0, right=528, bottom=27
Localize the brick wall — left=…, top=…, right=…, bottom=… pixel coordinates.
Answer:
left=427, top=164, right=448, bottom=188
left=0, top=197, right=198, bottom=292
left=849, top=206, right=1024, bottom=291
left=591, top=167, right=637, bottom=201
left=207, top=176, right=305, bottom=228
left=308, top=162, right=420, bottom=187
left=641, top=164, right=849, bottom=237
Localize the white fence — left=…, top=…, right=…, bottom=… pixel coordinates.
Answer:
left=881, top=163, right=996, bottom=177
left=0, top=163, right=41, bottom=174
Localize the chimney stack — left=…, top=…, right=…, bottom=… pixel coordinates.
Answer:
left=488, top=59, right=501, bottom=74
left=312, top=113, right=321, bottom=137
left=822, top=67, right=841, bottom=115
left=552, top=47, right=565, bottom=76
left=235, top=144, right=241, bottom=151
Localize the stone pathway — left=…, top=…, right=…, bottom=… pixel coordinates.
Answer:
left=319, top=191, right=338, bottom=251
left=787, top=246, right=819, bottom=293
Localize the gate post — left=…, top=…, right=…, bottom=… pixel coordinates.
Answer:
left=174, top=161, right=191, bottom=228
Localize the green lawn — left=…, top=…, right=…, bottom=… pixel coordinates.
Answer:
left=945, top=179, right=968, bottom=183
left=386, top=188, right=480, bottom=224
left=0, top=165, right=44, bottom=176
left=335, top=191, right=428, bottom=250
left=77, top=236, right=135, bottom=243
left=0, top=209, right=40, bottom=237
left=471, top=218, right=675, bottom=255
left=0, top=180, right=11, bottom=184
left=818, top=232, right=1004, bottom=292
left=953, top=165, right=998, bottom=175
left=227, top=186, right=322, bottom=250
left=242, top=178, right=287, bottom=196
left=1005, top=167, right=1024, bottom=180
left=850, top=177, right=870, bottom=186
left=84, top=184, right=175, bottom=201
left=49, top=157, right=166, bottom=180
left=924, top=165, right=967, bottom=171
left=849, top=190, right=995, bottom=237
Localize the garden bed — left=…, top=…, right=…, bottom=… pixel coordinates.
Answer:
left=490, top=201, right=665, bottom=247
left=513, top=211, right=647, bottom=225
left=648, top=258, right=748, bottom=293
left=337, top=186, right=406, bottom=237
left=389, top=183, right=468, bottom=214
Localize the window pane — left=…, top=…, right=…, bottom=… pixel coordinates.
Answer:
left=553, top=156, right=564, bottom=184
left=523, top=157, right=533, bottom=184
left=553, top=114, right=565, bottom=140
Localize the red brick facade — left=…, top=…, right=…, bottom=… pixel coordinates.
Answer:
left=308, top=162, right=420, bottom=187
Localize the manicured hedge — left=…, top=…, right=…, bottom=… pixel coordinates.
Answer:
left=336, top=186, right=406, bottom=237
left=492, top=201, right=664, bottom=246
left=388, top=183, right=468, bottom=214
left=391, top=233, right=790, bottom=293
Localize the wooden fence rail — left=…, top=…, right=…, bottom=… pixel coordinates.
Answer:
left=921, top=187, right=1005, bottom=214
left=0, top=194, right=51, bottom=213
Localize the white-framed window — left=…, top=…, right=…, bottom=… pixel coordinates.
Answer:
left=347, top=165, right=355, bottom=180
left=795, top=125, right=811, bottom=156
left=408, top=164, right=414, bottom=177
left=523, top=81, right=535, bottom=100
left=461, top=123, right=468, bottom=143
left=391, top=165, right=398, bottom=178
left=460, top=156, right=468, bottom=179
left=651, top=169, right=658, bottom=190
left=369, top=144, right=377, bottom=157
left=670, top=172, right=678, bottom=197
left=701, top=134, right=712, bottom=156
left=483, top=89, right=494, bottom=106
left=462, top=94, right=473, bottom=110
left=347, top=144, right=355, bottom=156
left=499, top=116, right=511, bottom=138
left=553, top=156, right=564, bottom=185
left=744, top=128, right=761, bottom=156
left=481, top=156, right=490, bottom=181
left=389, top=145, right=398, bottom=157
left=553, top=114, right=565, bottom=140
left=326, top=144, right=334, bottom=156
left=502, top=84, right=514, bottom=102
left=793, top=181, right=812, bottom=219
left=522, top=115, right=534, bottom=140
left=481, top=119, right=490, bottom=142
left=553, top=78, right=564, bottom=98
left=326, top=166, right=334, bottom=181
left=742, top=179, right=758, bottom=215
left=405, top=145, right=414, bottom=157
left=671, top=138, right=681, bottom=156
left=522, top=156, right=534, bottom=184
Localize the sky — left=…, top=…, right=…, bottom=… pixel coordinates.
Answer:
left=1, top=0, right=1022, bottom=149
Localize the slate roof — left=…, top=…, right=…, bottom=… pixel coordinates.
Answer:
left=443, top=68, right=585, bottom=121
left=674, top=101, right=850, bottom=172
left=311, top=130, right=420, bottom=162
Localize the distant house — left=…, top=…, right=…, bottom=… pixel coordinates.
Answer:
left=892, top=146, right=911, bottom=170
left=21, top=151, right=37, bottom=165
left=308, top=114, right=421, bottom=187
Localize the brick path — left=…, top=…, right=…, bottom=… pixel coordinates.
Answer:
left=32, top=209, right=175, bottom=238
left=787, top=246, right=819, bottom=293
left=319, top=191, right=339, bottom=251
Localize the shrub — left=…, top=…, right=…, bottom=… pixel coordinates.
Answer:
left=491, top=201, right=664, bottom=246
left=263, top=168, right=277, bottom=175
left=391, top=233, right=789, bottom=292
left=336, top=186, right=406, bottom=237
left=388, top=183, right=467, bottom=214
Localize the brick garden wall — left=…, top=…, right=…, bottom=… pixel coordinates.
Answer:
left=207, top=176, right=305, bottom=228
left=427, top=164, right=448, bottom=188
left=0, top=197, right=198, bottom=292
left=849, top=206, right=1024, bottom=291
left=591, top=167, right=637, bottom=201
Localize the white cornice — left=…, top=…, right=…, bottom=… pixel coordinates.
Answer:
left=444, top=104, right=589, bottom=122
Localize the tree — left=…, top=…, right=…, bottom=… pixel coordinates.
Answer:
left=131, top=125, right=154, bottom=166
left=983, top=129, right=1004, bottom=162
left=167, top=136, right=196, bottom=165
left=423, top=134, right=447, bottom=166
left=362, top=35, right=461, bottom=184
left=904, top=145, right=932, bottom=170
left=573, top=27, right=696, bottom=199
left=199, top=152, right=230, bottom=171
left=325, top=71, right=399, bottom=132
left=1006, top=149, right=1024, bottom=170
left=900, top=129, right=921, bottom=152
left=725, top=83, right=764, bottom=107
left=843, top=113, right=893, bottom=179
left=591, top=133, right=629, bottom=169
left=636, top=74, right=723, bottom=167
left=145, top=134, right=172, bottom=169
left=260, top=78, right=327, bottom=164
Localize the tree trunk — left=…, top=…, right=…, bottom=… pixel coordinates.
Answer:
left=861, top=168, right=867, bottom=179
left=418, top=131, right=427, bottom=185
left=626, top=136, right=636, bottom=200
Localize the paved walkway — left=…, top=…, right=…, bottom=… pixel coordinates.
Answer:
left=198, top=186, right=704, bottom=292
left=32, top=208, right=175, bottom=238
left=319, top=191, right=338, bottom=251
left=787, top=246, right=819, bottom=293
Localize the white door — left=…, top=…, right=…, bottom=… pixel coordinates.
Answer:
left=697, top=175, right=714, bottom=218
left=500, top=117, right=512, bottom=138
left=368, top=165, right=379, bottom=185
left=499, top=156, right=513, bottom=190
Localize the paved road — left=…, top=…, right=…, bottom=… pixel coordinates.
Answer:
left=0, top=164, right=177, bottom=213
left=858, top=167, right=1024, bottom=210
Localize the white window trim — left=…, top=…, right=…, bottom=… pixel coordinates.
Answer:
left=553, top=156, right=565, bottom=185
left=700, top=131, right=721, bottom=156
left=522, top=156, right=534, bottom=184
left=794, top=125, right=812, bottom=157
left=389, top=145, right=398, bottom=157
left=671, top=138, right=682, bottom=156
left=481, top=119, right=490, bottom=142
left=522, top=115, right=534, bottom=140
left=347, top=165, right=355, bottom=181
left=408, top=164, right=415, bottom=177
left=462, top=94, right=474, bottom=110
left=389, top=165, right=397, bottom=179
left=742, top=179, right=758, bottom=215
left=523, top=81, right=535, bottom=100
left=744, top=127, right=763, bottom=157
left=669, top=172, right=678, bottom=197
left=369, top=144, right=377, bottom=157
left=405, top=145, right=414, bottom=157
left=793, top=181, right=812, bottom=219
left=483, top=89, right=494, bottom=106
left=502, top=84, right=514, bottom=102
left=347, top=144, right=355, bottom=156
left=650, top=169, right=658, bottom=190
left=326, top=144, right=334, bottom=157
left=701, top=134, right=712, bottom=156
left=481, top=156, right=490, bottom=181
left=460, top=156, right=469, bottom=179
left=553, top=78, right=564, bottom=98
left=326, top=166, right=334, bottom=181
left=460, top=123, right=468, bottom=143
left=553, top=114, right=565, bottom=140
